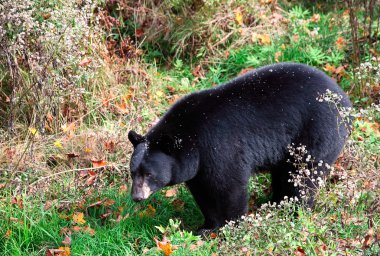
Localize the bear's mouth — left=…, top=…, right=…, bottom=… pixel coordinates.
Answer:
left=132, top=181, right=153, bottom=202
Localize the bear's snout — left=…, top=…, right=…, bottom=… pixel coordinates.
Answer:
left=131, top=178, right=153, bottom=202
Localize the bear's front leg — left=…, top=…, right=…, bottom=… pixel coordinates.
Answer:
left=187, top=178, right=248, bottom=233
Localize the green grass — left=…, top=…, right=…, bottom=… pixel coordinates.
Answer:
left=0, top=186, right=214, bottom=255
left=1, top=0, right=380, bottom=255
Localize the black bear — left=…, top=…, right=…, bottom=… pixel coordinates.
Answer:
left=128, top=62, right=352, bottom=232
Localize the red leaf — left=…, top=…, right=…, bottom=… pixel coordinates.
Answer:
left=294, top=247, right=306, bottom=256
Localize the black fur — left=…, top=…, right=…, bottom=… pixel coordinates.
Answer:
left=128, top=62, right=352, bottom=231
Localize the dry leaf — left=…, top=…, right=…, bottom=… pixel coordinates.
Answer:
left=71, top=226, right=82, bottom=233
left=258, top=34, right=271, bottom=45
left=11, top=195, right=23, bottom=209
left=235, top=9, right=244, bottom=26
left=83, top=226, right=95, bottom=236
left=335, top=37, right=346, bottom=50
left=294, top=247, right=306, bottom=256
left=310, top=14, right=321, bottom=23
left=324, top=63, right=336, bottom=73
left=72, top=212, right=86, bottom=225
left=79, top=58, right=92, bottom=67
left=275, top=51, right=282, bottom=62
left=5, top=229, right=12, bottom=238
left=103, top=199, right=115, bottom=207
left=104, top=141, right=116, bottom=152
left=165, top=188, right=177, bottom=198
left=119, top=184, right=128, bottom=195
left=91, top=159, right=107, bottom=168
left=61, top=123, right=76, bottom=134
left=62, top=235, right=71, bottom=246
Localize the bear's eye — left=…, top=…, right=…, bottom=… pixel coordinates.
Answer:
left=145, top=173, right=152, bottom=178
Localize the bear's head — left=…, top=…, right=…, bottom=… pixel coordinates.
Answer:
left=128, top=130, right=177, bottom=202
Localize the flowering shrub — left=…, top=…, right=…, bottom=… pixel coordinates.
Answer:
left=0, top=0, right=102, bottom=134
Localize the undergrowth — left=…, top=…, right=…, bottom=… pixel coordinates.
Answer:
left=0, top=0, right=379, bottom=255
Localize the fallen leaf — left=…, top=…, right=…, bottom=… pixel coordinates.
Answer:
left=294, top=247, right=306, bottom=256
left=235, top=9, right=244, bottom=26
left=119, top=184, right=128, bottom=195
left=324, top=63, right=336, bottom=73
left=292, top=34, right=300, bottom=42
left=72, top=212, right=86, bottom=225
left=4, top=230, right=12, bottom=238
left=172, top=198, right=185, bottom=211
left=103, top=199, right=115, bottom=207
left=86, top=175, right=96, bottom=186
left=62, top=235, right=71, bottom=246
left=83, top=226, right=95, bottom=236
left=0, top=183, right=5, bottom=189
left=115, top=102, right=128, bottom=114
left=91, top=159, right=107, bottom=168
left=275, top=51, right=282, bottom=62
left=11, top=195, right=23, bottom=209
left=362, top=228, right=374, bottom=249
left=335, top=37, right=346, bottom=50
left=71, top=226, right=82, bottom=233
left=210, top=232, right=218, bottom=239
left=135, top=28, right=144, bottom=37
left=155, top=236, right=173, bottom=256
left=258, top=34, right=271, bottom=45
left=165, top=188, right=177, bottom=198
left=104, top=141, right=116, bottom=152
left=61, top=123, right=76, bottom=134
left=79, top=58, right=92, bottom=67
left=58, top=246, right=71, bottom=256
left=66, top=153, right=79, bottom=159
left=310, top=13, right=321, bottom=23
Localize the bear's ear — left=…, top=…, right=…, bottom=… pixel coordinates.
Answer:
left=128, top=130, right=144, bottom=147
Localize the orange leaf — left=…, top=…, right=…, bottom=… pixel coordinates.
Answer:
left=324, top=63, right=336, bottom=73
left=310, top=14, right=321, bottom=23
left=155, top=236, right=173, bottom=256
left=57, top=246, right=71, bottom=256
left=71, top=226, right=82, bottom=233
left=115, top=102, right=128, bottom=114
left=210, top=232, right=218, bottom=239
left=258, top=34, right=271, bottom=45
left=5, top=229, right=12, bottom=238
left=72, top=212, right=86, bottom=225
left=91, top=159, right=107, bottom=168
left=335, top=37, right=346, bottom=50
left=103, top=199, right=115, bottom=207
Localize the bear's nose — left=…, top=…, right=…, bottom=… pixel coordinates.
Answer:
left=132, top=194, right=144, bottom=202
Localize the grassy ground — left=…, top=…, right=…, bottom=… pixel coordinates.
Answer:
left=1, top=0, right=379, bottom=255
